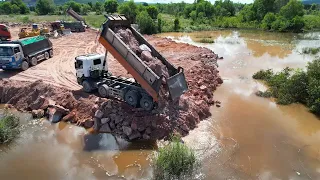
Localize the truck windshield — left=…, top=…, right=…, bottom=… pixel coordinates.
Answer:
left=0, top=47, right=13, bottom=56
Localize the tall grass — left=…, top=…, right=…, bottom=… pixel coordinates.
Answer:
left=302, top=47, right=320, bottom=55
left=0, top=13, right=105, bottom=28
left=153, top=136, right=197, bottom=180
left=0, top=113, right=20, bottom=144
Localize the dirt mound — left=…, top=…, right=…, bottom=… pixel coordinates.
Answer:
left=0, top=80, right=98, bottom=123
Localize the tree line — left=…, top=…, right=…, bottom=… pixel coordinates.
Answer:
left=0, top=0, right=319, bottom=33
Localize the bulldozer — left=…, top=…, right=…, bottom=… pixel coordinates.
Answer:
left=18, top=24, right=50, bottom=39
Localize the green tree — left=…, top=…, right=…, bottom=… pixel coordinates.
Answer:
left=65, top=1, right=81, bottom=13
left=146, top=5, right=159, bottom=19
left=239, top=4, right=256, bottom=22
left=81, top=4, right=91, bottom=15
left=11, top=4, right=20, bottom=14
left=88, top=2, right=93, bottom=8
left=35, top=0, right=55, bottom=15
left=174, top=18, right=180, bottom=32
left=274, top=0, right=289, bottom=12
left=136, top=11, right=157, bottom=34
left=94, top=2, right=104, bottom=15
left=279, top=0, right=304, bottom=20
left=104, top=0, right=118, bottom=13
left=157, top=15, right=162, bottom=33
left=262, top=12, right=276, bottom=30
left=253, top=0, right=275, bottom=21
left=189, top=10, right=197, bottom=21
left=118, top=0, right=137, bottom=23
left=11, top=0, right=29, bottom=14
left=1, top=2, right=13, bottom=14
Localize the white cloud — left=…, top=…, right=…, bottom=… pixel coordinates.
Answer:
left=134, top=0, right=254, bottom=4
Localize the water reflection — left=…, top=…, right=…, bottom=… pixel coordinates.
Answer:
left=0, top=109, right=155, bottom=180
left=159, top=30, right=320, bottom=180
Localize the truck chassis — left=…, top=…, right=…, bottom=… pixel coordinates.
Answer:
left=78, top=72, right=155, bottom=111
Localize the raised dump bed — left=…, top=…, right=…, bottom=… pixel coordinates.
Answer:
left=98, top=15, right=188, bottom=102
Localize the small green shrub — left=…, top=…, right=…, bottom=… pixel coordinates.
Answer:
left=198, top=38, right=215, bottom=43
left=21, top=16, right=30, bottom=23
left=252, top=69, right=274, bottom=81
left=154, top=136, right=196, bottom=180
left=302, top=47, right=320, bottom=55
left=0, top=113, right=20, bottom=144
left=255, top=91, right=272, bottom=98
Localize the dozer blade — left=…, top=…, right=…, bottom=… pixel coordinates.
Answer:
left=62, top=29, right=71, bottom=35
left=166, top=68, right=188, bottom=100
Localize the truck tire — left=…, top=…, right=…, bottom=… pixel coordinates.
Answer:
left=140, top=95, right=154, bottom=111
left=49, top=50, right=53, bottom=58
left=125, top=90, right=139, bottom=108
left=30, top=57, right=37, bottom=66
left=21, top=61, right=29, bottom=71
left=82, top=80, right=92, bottom=93
left=98, top=84, right=109, bottom=98
left=44, top=52, right=50, bottom=60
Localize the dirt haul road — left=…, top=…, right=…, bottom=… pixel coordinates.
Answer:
left=0, top=27, right=128, bottom=90
left=0, top=27, right=222, bottom=140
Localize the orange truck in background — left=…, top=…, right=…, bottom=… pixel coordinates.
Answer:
left=0, top=24, right=11, bottom=41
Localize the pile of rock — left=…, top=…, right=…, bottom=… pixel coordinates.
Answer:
left=91, top=100, right=153, bottom=140
left=115, top=28, right=169, bottom=79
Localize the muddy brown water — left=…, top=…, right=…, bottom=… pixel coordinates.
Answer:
left=1, top=30, right=320, bottom=180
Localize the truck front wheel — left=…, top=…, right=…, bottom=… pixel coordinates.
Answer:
left=98, top=84, right=109, bottom=98
left=82, top=80, right=92, bottom=93
left=21, top=61, right=29, bottom=71
left=31, top=57, right=37, bottom=66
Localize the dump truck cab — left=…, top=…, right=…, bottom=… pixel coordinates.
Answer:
left=75, top=54, right=105, bottom=80
left=0, top=44, right=24, bottom=69
left=0, top=24, right=11, bottom=41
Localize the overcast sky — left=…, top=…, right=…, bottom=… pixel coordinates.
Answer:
left=134, top=0, right=254, bottom=4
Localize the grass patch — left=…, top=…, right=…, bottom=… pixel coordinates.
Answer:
left=0, top=13, right=106, bottom=28
left=0, top=113, right=20, bottom=144
left=302, top=47, right=320, bottom=55
left=153, top=136, right=197, bottom=180
left=198, top=38, right=215, bottom=43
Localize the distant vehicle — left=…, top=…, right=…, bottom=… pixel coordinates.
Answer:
left=0, top=36, right=53, bottom=71
left=0, top=24, right=11, bottom=41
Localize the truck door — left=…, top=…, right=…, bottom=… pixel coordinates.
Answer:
left=13, top=46, right=24, bottom=63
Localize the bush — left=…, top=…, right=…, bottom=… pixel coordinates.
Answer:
left=36, top=0, right=55, bottom=15
left=255, top=90, right=272, bottom=98
left=302, top=47, right=320, bottom=55
left=253, top=59, right=320, bottom=115
left=252, top=69, right=274, bottom=81
left=104, top=0, right=118, bottom=13
left=0, top=113, right=20, bottom=144
left=198, top=38, right=215, bottom=43
left=154, top=136, right=196, bottom=180
left=262, top=12, right=276, bottom=30
left=137, top=11, right=157, bottom=34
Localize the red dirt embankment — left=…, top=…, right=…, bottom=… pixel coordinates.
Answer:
left=0, top=35, right=222, bottom=140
